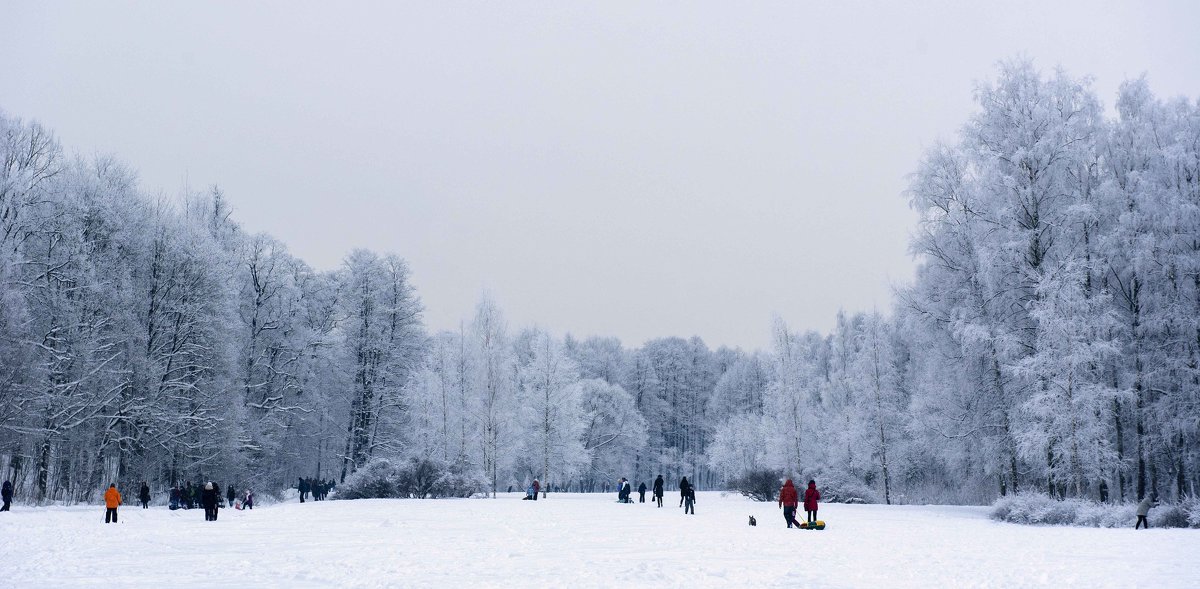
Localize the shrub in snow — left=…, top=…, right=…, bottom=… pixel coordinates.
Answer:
left=1185, top=497, right=1200, bottom=528
left=727, top=468, right=785, bottom=502
left=991, top=492, right=1194, bottom=528
left=804, top=469, right=881, bottom=504
left=336, top=457, right=485, bottom=500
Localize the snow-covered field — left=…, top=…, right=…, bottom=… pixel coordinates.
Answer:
left=1, top=492, right=1196, bottom=588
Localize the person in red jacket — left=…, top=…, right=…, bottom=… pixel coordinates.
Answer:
left=778, top=479, right=801, bottom=529
left=804, top=479, right=821, bottom=525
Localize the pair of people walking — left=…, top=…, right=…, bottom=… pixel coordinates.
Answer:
left=679, top=477, right=696, bottom=514
left=779, top=479, right=820, bottom=528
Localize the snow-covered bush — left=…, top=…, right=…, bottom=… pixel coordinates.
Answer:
left=336, top=457, right=485, bottom=500
left=992, top=493, right=1195, bottom=528
left=1185, top=497, right=1200, bottom=528
left=727, top=469, right=784, bottom=502
left=806, top=469, right=881, bottom=504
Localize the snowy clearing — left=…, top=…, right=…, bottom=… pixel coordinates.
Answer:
left=2, top=492, right=1197, bottom=588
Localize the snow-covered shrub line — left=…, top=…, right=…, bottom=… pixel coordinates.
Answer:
left=991, top=493, right=1198, bottom=528
left=335, top=457, right=485, bottom=500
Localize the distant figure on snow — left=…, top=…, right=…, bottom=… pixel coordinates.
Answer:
left=1135, top=496, right=1156, bottom=529
left=169, top=486, right=181, bottom=510
left=532, top=479, right=540, bottom=501
left=139, top=481, right=151, bottom=509
left=183, top=482, right=194, bottom=509
left=2, top=479, right=13, bottom=512
left=524, top=482, right=536, bottom=500
left=227, top=483, right=236, bottom=508
left=778, top=479, right=801, bottom=528
left=680, top=477, right=695, bottom=514
left=638, top=481, right=647, bottom=503
left=202, top=481, right=219, bottom=521
left=653, top=475, right=664, bottom=508
left=244, top=489, right=255, bottom=510
left=104, top=483, right=122, bottom=523
left=299, top=477, right=310, bottom=503
left=804, top=480, right=821, bottom=525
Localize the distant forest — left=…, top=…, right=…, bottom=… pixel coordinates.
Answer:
left=1, top=60, right=1197, bottom=505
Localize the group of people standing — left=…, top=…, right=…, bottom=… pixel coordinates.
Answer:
left=298, top=477, right=334, bottom=502
left=168, top=481, right=254, bottom=513
left=612, top=475, right=694, bottom=514
left=777, top=479, right=821, bottom=528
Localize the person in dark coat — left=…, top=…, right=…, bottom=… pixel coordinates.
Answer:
left=139, top=482, right=151, bottom=509
left=532, top=479, right=540, bottom=501
left=183, top=482, right=193, bottom=509
left=638, top=481, right=647, bottom=503
left=227, top=483, right=236, bottom=508
left=244, top=489, right=255, bottom=509
left=680, top=477, right=695, bottom=514
left=2, top=480, right=13, bottom=511
left=299, top=477, right=310, bottom=503
left=169, top=486, right=181, bottom=510
left=804, top=480, right=821, bottom=524
left=201, top=481, right=218, bottom=521
left=778, top=479, right=801, bottom=528
left=653, top=475, right=664, bottom=508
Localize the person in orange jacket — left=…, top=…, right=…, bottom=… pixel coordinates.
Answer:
left=104, top=483, right=122, bottom=524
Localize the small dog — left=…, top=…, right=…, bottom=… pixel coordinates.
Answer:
left=748, top=515, right=757, bottom=526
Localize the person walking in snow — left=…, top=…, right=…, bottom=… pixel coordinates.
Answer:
left=169, top=486, right=181, bottom=510
left=104, top=483, right=122, bottom=523
left=227, top=483, right=236, bottom=508
left=653, top=475, right=664, bottom=508
left=638, top=481, right=647, bottom=503
left=1135, top=496, right=1156, bottom=529
left=680, top=477, right=695, bottom=514
left=778, top=479, right=801, bottom=528
left=804, top=480, right=821, bottom=525
left=139, top=481, right=151, bottom=509
left=532, top=479, right=540, bottom=501
left=183, top=482, right=193, bottom=509
left=202, top=482, right=218, bottom=522
left=244, top=489, right=255, bottom=509
left=2, top=479, right=13, bottom=512
left=299, top=477, right=310, bottom=503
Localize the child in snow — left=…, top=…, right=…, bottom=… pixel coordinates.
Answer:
left=524, top=482, right=536, bottom=500
left=779, top=479, right=801, bottom=528
left=532, top=479, right=540, bottom=501
left=104, top=483, right=122, bottom=523
left=680, top=477, right=695, bottom=514
left=804, top=480, right=821, bottom=525
left=244, top=489, right=255, bottom=509
left=638, top=481, right=647, bottom=503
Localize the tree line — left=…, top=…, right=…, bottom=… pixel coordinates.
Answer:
left=1, top=60, right=1196, bottom=505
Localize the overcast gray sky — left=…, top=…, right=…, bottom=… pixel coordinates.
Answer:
left=3, top=1, right=1198, bottom=350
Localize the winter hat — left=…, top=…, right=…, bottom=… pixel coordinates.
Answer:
left=205, top=482, right=213, bottom=490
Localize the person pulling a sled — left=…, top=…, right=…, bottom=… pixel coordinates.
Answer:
left=779, top=479, right=801, bottom=528
left=804, top=480, right=821, bottom=525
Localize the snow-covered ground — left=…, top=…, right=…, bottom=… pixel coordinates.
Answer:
left=1, top=492, right=1196, bottom=588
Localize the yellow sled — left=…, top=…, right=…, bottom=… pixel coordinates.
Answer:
left=799, top=521, right=826, bottom=530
